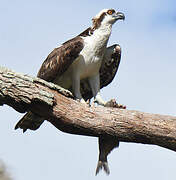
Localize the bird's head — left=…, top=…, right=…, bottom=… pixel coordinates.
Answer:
left=92, top=9, right=125, bottom=30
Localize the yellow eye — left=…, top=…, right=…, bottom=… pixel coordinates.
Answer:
left=107, top=9, right=115, bottom=15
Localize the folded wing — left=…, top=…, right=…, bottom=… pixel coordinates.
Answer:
left=37, top=36, right=84, bottom=81
left=15, top=36, right=84, bottom=132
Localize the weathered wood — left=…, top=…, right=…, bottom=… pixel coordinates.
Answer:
left=0, top=66, right=73, bottom=113
left=0, top=66, right=176, bottom=152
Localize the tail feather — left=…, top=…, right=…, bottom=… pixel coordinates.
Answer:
left=95, top=136, right=119, bottom=175
left=15, top=111, right=44, bottom=132
left=95, top=160, right=110, bottom=175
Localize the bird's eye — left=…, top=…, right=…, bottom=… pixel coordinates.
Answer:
left=107, top=10, right=115, bottom=15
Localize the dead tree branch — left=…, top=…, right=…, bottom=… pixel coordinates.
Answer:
left=0, top=66, right=176, bottom=152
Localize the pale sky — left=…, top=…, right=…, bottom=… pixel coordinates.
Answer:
left=0, top=0, right=176, bottom=180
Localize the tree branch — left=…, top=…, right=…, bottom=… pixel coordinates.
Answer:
left=0, top=66, right=176, bottom=152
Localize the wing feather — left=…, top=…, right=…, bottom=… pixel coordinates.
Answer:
left=100, top=44, right=121, bottom=88
left=37, top=36, right=84, bottom=82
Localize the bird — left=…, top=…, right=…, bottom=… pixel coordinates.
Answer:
left=15, top=8, right=125, bottom=175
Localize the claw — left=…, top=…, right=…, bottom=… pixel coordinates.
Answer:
left=76, top=98, right=90, bottom=107
left=86, top=99, right=91, bottom=107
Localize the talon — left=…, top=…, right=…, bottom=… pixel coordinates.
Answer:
left=86, top=99, right=91, bottom=107
left=76, top=98, right=90, bottom=107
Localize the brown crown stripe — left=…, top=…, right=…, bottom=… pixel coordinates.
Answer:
left=92, top=12, right=106, bottom=30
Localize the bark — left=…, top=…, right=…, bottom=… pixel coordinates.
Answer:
left=0, top=66, right=176, bottom=152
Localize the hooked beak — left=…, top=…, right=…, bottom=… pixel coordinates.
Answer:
left=113, top=12, right=125, bottom=20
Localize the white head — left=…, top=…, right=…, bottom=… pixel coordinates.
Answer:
left=92, top=9, right=125, bottom=30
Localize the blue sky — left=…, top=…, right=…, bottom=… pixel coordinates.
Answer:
left=0, top=0, right=176, bottom=180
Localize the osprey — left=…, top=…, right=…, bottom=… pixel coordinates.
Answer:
left=15, top=9, right=125, bottom=175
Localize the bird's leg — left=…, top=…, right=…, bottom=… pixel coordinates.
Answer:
left=88, top=74, right=106, bottom=106
left=72, top=72, right=86, bottom=104
left=88, top=74, right=126, bottom=108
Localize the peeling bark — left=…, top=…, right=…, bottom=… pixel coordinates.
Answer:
left=0, top=66, right=176, bottom=152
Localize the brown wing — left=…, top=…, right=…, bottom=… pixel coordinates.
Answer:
left=37, top=36, right=84, bottom=82
left=15, top=35, right=85, bottom=133
left=99, top=44, right=121, bottom=88
left=81, top=44, right=121, bottom=100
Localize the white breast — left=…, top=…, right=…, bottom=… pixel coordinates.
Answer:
left=78, top=27, right=112, bottom=79
left=55, top=26, right=112, bottom=88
